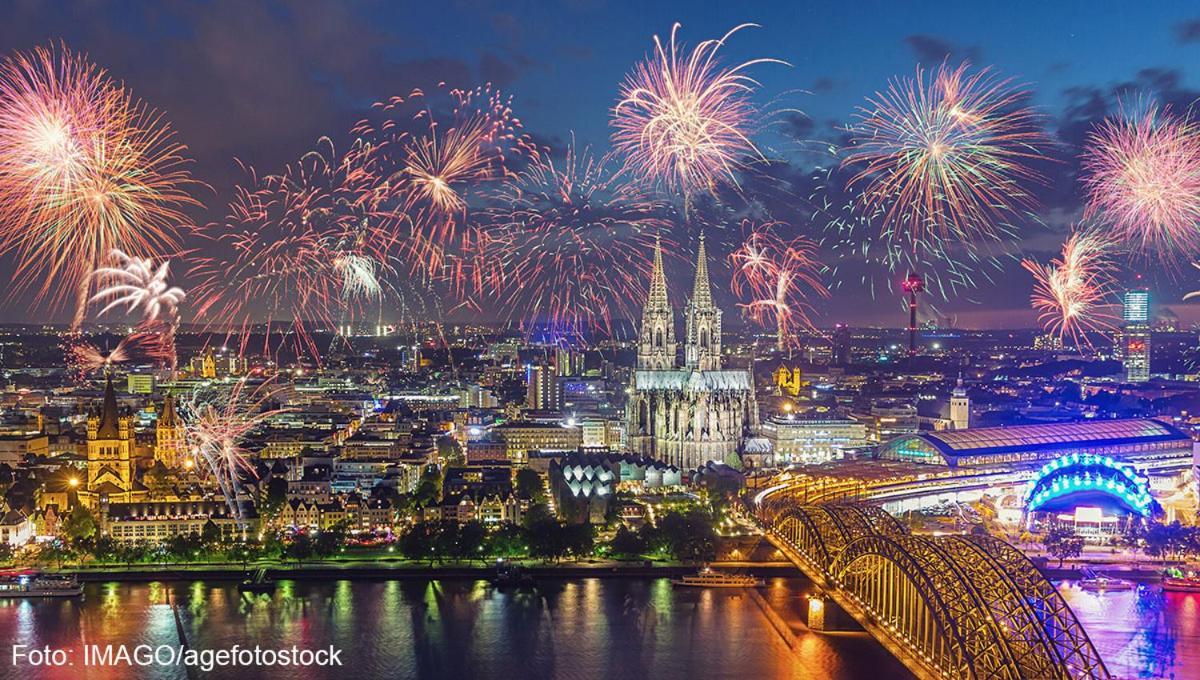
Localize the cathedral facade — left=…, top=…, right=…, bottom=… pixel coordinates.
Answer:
left=626, top=235, right=759, bottom=471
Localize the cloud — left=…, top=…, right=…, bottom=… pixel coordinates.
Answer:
left=903, top=34, right=980, bottom=64
left=1176, top=19, right=1200, bottom=44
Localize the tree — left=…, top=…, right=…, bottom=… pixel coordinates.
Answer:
left=484, top=523, right=528, bottom=558
left=287, top=532, right=314, bottom=564
left=399, top=524, right=439, bottom=565
left=455, top=521, right=487, bottom=563
left=527, top=518, right=568, bottom=563
left=314, top=524, right=347, bottom=559
left=201, top=519, right=223, bottom=547
left=515, top=468, right=545, bottom=503
left=62, top=505, right=97, bottom=543
left=563, top=523, right=595, bottom=561
left=653, top=509, right=718, bottom=563
left=414, top=467, right=443, bottom=508
left=1042, top=525, right=1084, bottom=567
left=608, top=526, right=646, bottom=560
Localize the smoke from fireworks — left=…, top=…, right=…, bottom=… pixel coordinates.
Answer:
left=1021, top=230, right=1116, bottom=346
left=613, top=23, right=783, bottom=202
left=1081, top=102, right=1200, bottom=264
left=0, top=43, right=200, bottom=323
left=465, top=142, right=671, bottom=340
left=728, top=220, right=827, bottom=349
left=843, top=62, right=1047, bottom=245
left=180, top=378, right=291, bottom=520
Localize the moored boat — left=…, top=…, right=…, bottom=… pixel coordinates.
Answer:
left=670, top=567, right=764, bottom=588
left=1078, top=567, right=1135, bottom=592
left=0, top=570, right=82, bottom=598
left=1162, top=567, right=1200, bottom=592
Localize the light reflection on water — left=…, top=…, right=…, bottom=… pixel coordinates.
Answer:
left=1057, top=580, right=1200, bottom=679
left=0, top=577, right=911, bottom=680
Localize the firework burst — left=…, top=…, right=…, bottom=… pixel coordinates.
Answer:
left=0, top=43, right=200, bottom=323
left=1021, top=230, right=1116, bottom=346
left=89, top=249, right=185, bottom=322
left=465, top=141, right=672, bottom=340
left=1081, top=102, right=1200, bottom=263
left=351, top=85, right=537, bottom=278
left=180, top=378, right=291, bottom=520
left=843, top=62, right=1048, bottom=244
left=191, top=142, right=397, bottom=364
left=728, top=220, right=827, bottom=350
left=613, top=23, right=784, bottom=202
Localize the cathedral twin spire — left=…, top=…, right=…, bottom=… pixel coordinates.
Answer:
left=637, top=233, right=722, bottom=371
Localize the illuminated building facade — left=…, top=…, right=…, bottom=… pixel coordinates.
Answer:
left=1122, top=287, right=1150, bottom=383
left=626, top=237, right=759, bottom=471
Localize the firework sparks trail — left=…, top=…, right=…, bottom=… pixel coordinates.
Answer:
left=612, top=23, right=785, bottom=204
left=180, top=378, right=292, bottom=521
left=842, top=62, right=1048, bottom=246
left=464, top=141, right=672, bottom=341
left=190, top=141, right=399, bottom=364
left=0, top=43, right=200, bottom=325
left=63, top=330, right=172, bottom=381
left=728, top=220, right=827, bottom=350
left=1081, top=102, right=1200, bottom=264
left=811, top=165, right=1017, bottom=306
left=351, top=85, right=538, bottom=279
left=1021, top=230, right=1117, bottom=347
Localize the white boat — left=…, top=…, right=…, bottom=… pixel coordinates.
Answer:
left=670, top=568, right=764, bottom=588
left=1078, top=568, right=1135, bottom=592
left=0, top=571, right=82, bottom=598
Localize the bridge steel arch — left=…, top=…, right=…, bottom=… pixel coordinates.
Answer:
left=757, top=497, right=1110, bottom=680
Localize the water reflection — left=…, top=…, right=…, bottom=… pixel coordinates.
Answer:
left=0, top=578, right=915, bottom=679
left=1058, top=580, right=1200, bottom=679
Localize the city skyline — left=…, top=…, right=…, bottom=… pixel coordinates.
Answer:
left=2, top=3, right=1200, bottom=330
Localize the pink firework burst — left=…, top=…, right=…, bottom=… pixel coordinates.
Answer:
left=191, top=142, right=398, bottom=364
left=1021, top=230, right=1117, bottom=347
left=612, top=23, right=785, bottom=201
left=1081, top=102, right=1200, bottom=264
left=728, top=220, right=828, bottom=350
left=351, top=85, right=537, bottom=279
left=0, top=43, right=200, bottom=324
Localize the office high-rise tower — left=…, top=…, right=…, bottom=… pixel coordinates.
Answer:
left=1122, top=287, right=1150, bottom=383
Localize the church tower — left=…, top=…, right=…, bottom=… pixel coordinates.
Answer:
left=86, top=376, right=136, bottom=502
left=950, top=375, right=970, bottom=430
left=685, top=233, right=722, bottom=371
left=156, top=394, right=186, bottom=468
left=637, top=236, right=677, bottom=370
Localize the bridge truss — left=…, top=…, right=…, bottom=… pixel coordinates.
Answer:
left=758, top=492, right=1110, bottom=679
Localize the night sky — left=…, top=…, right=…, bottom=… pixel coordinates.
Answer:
left=3, top=0, right=1200, bottom=328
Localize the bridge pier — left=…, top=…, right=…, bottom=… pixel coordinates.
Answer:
left=804, top=592, right=856, bottom=632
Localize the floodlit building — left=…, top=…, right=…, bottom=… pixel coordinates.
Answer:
left=760, top=416, right=867, bottom=465
left=878, top=418, right=1192, bottom=470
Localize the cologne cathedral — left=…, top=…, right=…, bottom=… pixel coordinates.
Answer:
left=626, top=235, right=759, bottom=471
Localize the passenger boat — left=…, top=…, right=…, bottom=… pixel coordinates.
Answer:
left=1162, top=568, right=1200, bottom=593
left=0, top=570, right=82, bottom=598
left=670, top=567, right=764, bottom=588
left=1077, top=567, right=1135, bottom=592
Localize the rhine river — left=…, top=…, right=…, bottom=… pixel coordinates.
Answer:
left=0, top=577, right=1193, bottom=679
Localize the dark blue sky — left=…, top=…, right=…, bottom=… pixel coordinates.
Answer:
left=3, top=0, right=1200, bottom=327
